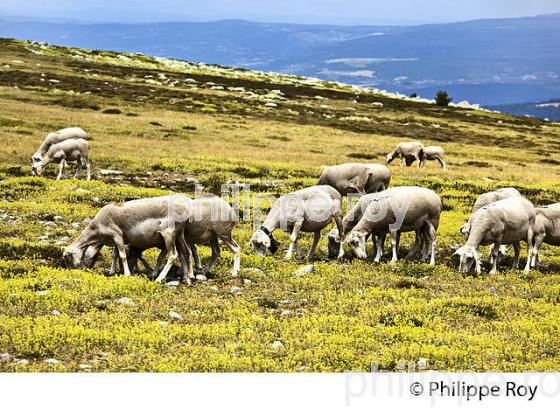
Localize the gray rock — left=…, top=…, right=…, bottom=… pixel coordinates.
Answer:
left=52, top=310, right=61, bottom=316
left=169, top=311, right=182, bottom=321
left=99, top=169, right=123, bottom=176
left=0, top=353, right=13, bottom=362
left=294, top=265, right=316, bottom=276
left=118, top=297, right=135, bottom=306
left=44, top=358, right=60, bottom=365
left=230, top=286, right=243, bottom=296
left=272, top=341, right=284, bottom=350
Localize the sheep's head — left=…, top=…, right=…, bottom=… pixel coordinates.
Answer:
left=460, top=222, right=470, bottom=240
left=386, top=153, right=395, bottom=164
left=30, top=153, right=43, bottom=175
left=344, top=231, right=367, bottom=259
left=62, top=244, right=85, bottom=268
left=327, top=227, right=341, bottom=259
left=250, top=228, right=279, bottom=257
left=453, top=245, right=481, bottom=274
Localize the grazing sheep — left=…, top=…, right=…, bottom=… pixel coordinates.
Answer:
left=530, top=204, right=560, bottom=267
left=343, top=186, right=442, bottom=265
left=317, top=163, right=391, bottom=196
left=250, top=185, right=344, bottom=260
left=328, top=190, right=429, bottom=261
left=454, top=196, right=536, bottom=275
left=31, top=138, right=91, bottom=180
left=112, top=196, right=241, bottom=279
left=63, top=195, right=195, bottom=284
left=460, top=187, right=521, bottom=241
left=420, top=146, right=447, bottom=170
left=386, top=141, right=424, bottom=168
left=31, top=127, right=88, bottom=166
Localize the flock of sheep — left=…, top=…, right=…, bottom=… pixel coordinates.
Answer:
left=29, top=127, right=560, bottom=283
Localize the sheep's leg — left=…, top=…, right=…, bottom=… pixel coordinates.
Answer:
left=220, top=234, right=241, bottom=277
left=374, top=235, right=384, bottom=263
left=74, top=156, right=83, bottom=178
left=306, top=231, right=321, bottom=261
left=109, top=246, right=119, bottom=275
left=512, top=242, right=520, bottom=270
left=204, top=237, right=221, bottom=274
left=438, top=157, right=447, bottom=171
left=285, top=221, right=303, bottom=260
left=426, top=223, right=437, bottom=265
left=524, top=228, right=534, bottom=275
left=295, top=240, right=302, bottom=260
left=152, top=249, right=167, bottom=279
left=62, top=159, right=69, bottom=178
left=400, top=156, right=405, bottom=167
left=404, top=229, right=422, bottom=260
left=489, top=242, right=501, bottom=275
left=415, top=154, right=421, bottom=168
left=389, top=230, right=399, bottom=263
left=176, top=233, right=195, bottom=284
left=190, top=241, right=203, bottom=271
left=85, top=158, right=91, bottom=181
left=112, top=236, right=131, bottom=276
left=155, top=230, right=181, bottom=283
left=56, top=159, right=66, bottom=180
left=137, top=253, right=153, bottom=273
left=333, top=206, right=345, bottom=259
left=531, top=233, right=544, bottom=268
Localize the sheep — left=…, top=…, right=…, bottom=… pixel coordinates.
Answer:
left=343, top=187, right=442, bottom=265
left=386, top=141, right=424, bottom=168
left=530, top=204, right=560, bottom=268
left=63, top=195, right=196, bottom=284
left=328, top=189, right=429, bottom=262
left=250, top=185, right=344, bottom=260
left=121, top=196, right=240, bottom=279
left=420, top=146, right=447, bottom=171
left=454, top=196, right=536, bottom=275
left=460, top=188, right=521, bottom=261
left=31, top=138, right=91, bottom=180
left=317, top=163, right=391, bottom=196
left=31, top=127, right=88, bottom=166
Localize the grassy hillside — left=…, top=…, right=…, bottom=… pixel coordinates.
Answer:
left=1, top=38, right=560, bottom=372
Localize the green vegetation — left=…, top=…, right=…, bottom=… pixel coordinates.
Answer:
left=435, top=90, right=453, bottom=107
left=1, top=39, right=560, bottom=372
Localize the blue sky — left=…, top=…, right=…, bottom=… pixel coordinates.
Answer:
left=1, top=0, right=560, bottom=25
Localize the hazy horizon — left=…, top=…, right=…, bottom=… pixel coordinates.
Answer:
left=1, top=0, right=560, bottom=26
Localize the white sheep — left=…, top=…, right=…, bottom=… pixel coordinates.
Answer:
left=63, top=195, right=196, bottom=284
left=420, top=146, right=447, bottom=171
left=386, top=141, right=424, bottom=168
left=31, top=138, right=91, bottom=180
left=31, top=127, right=88, bottom=166
left=317, top=163, right=391, bottom=196
left=454, top=196, right=536, bottom=275
left=328, top=189, right=431, bottom=262
left=343, top=186, right=442, bottom=265
left=250, top=185, right=344, bottom=260
left=111, top=196, right=241, bottom=279
left=460, top=187, right=521, bottom=262
left=530, top=204, right=560, bottom=268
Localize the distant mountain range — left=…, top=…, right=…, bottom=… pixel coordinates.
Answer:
left=1, top=14, right=559, bottom=115
left=488, top=100, right=560, bottom=121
